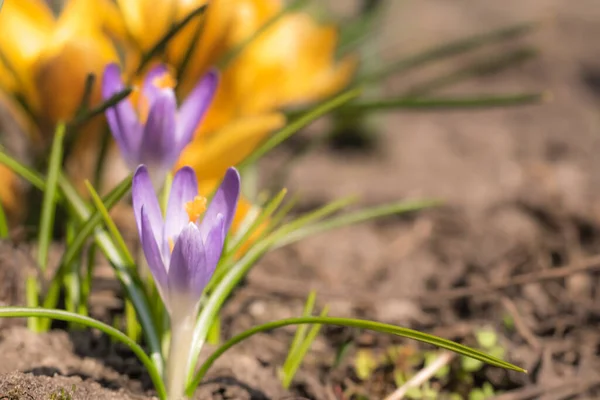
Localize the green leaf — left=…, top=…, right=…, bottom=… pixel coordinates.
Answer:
left=137, top=4, right=208, bottom=74
left=358, top=21, right=538, bottom=84
left=0, top=307, right=166, bottom=400
left=57, top=175, right=164, bottom=377
left=273, top=199, right=440, bottom=249
left=281, top=295, right=327, bottom=388
left=240, top=87, right=362, bottom=167
left=42, top=175, right=132, bottom=321
left=186, top=316, right=526, bottom=395
left=38, top=123, right=66, bottom=273
left=404, top=47, right=538, bottom=97
left=341, top=93, right=547, bottom=113
left=0, top=150, right=46, bottom=191
left=84, top=180, right=135, bottom=266
left=0, top=197, right=8, bottom=239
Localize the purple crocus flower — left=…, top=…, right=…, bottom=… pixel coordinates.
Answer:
left=102, top=63, right=218, bottom=186
left=132, top=164, right=240, bottom=315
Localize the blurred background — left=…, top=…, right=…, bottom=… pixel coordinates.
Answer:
left=1, top=0, right=600, bottom=398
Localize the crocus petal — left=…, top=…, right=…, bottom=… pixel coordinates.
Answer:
left=140, top=205, right=169, bottom=306
left=138, top=89, right=178, bottom=182
left=142, top=64, right=170, bottom=106
left=175, top=69, right=218, bottom=147
left=203, top=214, right=226, bottom=273
left=168, top=224, right=212, bottom=302
left=103, top=63, right=142, bottom=163
left=132, top=165, right=164, bottom=253
left=163, top=166, right=198, bottom=257
left=199, top=167, right=240, bottom=241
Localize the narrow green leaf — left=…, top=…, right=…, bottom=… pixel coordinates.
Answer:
left=284, top=291, right=317, bottom=370
left=0, top=307, right=166, bottom=400
left=240, top=87, right=362, bottom=167
left=57, top=175, right=164, bottom=376
left=282, top=303, right=328, bottom=389
left=0, top=198, right=9, bottom=239
left=38, top=123, right=66, bottom=273
left=358, top=21, right=538, bottom=84
left=42, top=175, right=132, bottom=316
left=274, top=199, right=440, bottom=249
left=137, top=4, right=208, bottom=74
left=0, top=150, right=49, bottom=192
left=270, top=196, right=357, bottom=241
left=208, top=189, right=288, bottom=291
left=60, top=175, right=132, bottom=273
left=187, top=316, right=525, bottom=394
left=187, top=238, right=274, bottom=383
left=25, top=275, right=40, bottom=331
left=404, top=47, right=537, bottom=97
left=68, top=88, right=132, bottom=129
left=84, top=180, right=135, bottom=266
left=342, top=93, right=547, bottom=112
left=228, top=189, right=287, bottom=257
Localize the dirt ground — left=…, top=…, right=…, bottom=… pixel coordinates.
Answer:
left=2, top=0, right=600, bottom=399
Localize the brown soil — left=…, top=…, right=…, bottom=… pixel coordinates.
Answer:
left=3, top=0, right=600, bottom=399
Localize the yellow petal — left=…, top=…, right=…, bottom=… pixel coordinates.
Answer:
left=117, top=0, right=177, bottom=50
left=34, top=33, right=119, bottom=123
left=176, top=0, right=282, bottom=97
left=58, top=0, right=129, bottom=40
left=0, top=0, right=55, bottom=110
left=177, top=112, right=285, bottom=182
left=218, top=12, right=356, bottom=114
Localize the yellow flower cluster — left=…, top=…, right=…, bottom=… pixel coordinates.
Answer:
left=0, top=0, right=356, bottom=226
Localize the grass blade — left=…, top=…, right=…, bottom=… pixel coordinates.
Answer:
left=281, top=306, right=328, bottom=389
left=404, top=47, right=537, bottom=97
left=38, top=123, right=66, bottom=273
left=84, top=180, right=135, bottom=266
left=0, top=150, right=49, bottom=192
left=0, top=307, right=166, bottom=399
left=273, top=199, right=440, bottom=249
left=0, top=198, right=8, bottom=239
left=137, top=4, right=208, bottom=74
left=358, top=21, right=537, bottom=84
left=57, top=175, right=164, bottom=376
left=187, top=316, right=526, bottom=394
left=240, top=87, right=362, bottom=167
left=342, top=93, right=547, bottom=113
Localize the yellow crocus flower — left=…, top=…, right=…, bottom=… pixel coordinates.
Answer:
left=0, top=0, right=125, bottom=125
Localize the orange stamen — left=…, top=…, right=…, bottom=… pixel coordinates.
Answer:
left=153, top=71, right=177, bottom=90
left=185, top=196, right=207, bottom=223
left=168, top=238, right=175, bottom=253
left=137, top=90, right=150, bottom=123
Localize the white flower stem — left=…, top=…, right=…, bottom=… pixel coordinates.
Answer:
left=167, top=314, right=196, bottom=400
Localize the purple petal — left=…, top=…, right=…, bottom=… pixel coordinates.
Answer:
left=102, top=63, right=142, bottom=166
left=203, top=214, right=226, bottom=273
left=142, top=64, right=170, bottom=107
left=199, top=167, right=240, bottom=241
left=163, top=167, right=199, bottom=257
left=168, top=224, right=212, bottom=300
left=140, top=206, right=169, bottom=307
left=175, top=69, right=218, bottom=148
left=138, top=89, right=178, bottom=182
left=132, top=166, right=164, bottom=253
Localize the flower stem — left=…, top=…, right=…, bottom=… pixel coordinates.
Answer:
left=167, top=315, right=196, bottom=400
